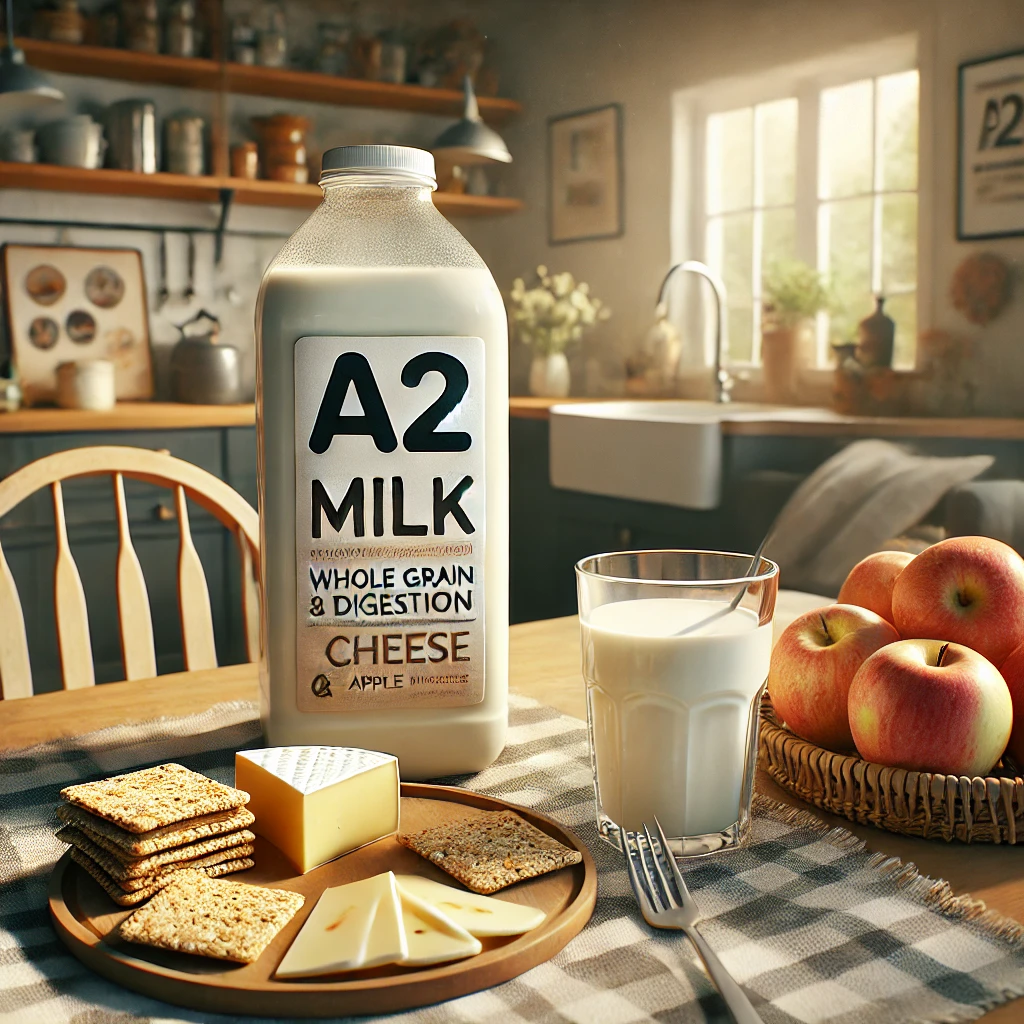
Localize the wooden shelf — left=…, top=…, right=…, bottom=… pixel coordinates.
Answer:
left=0, top=161, right=524, bottom=216
left=0, top=402, right=255, bottom=434
left=16, top=38, right=521, bottom=122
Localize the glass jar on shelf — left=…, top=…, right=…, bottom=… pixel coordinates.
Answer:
left=315, top=21, right=351, bottom=76
left=256, top=1, right=288, bottom=68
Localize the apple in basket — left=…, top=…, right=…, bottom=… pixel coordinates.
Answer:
left=768, top=605, right=900, bottom=751
left=848, top=639, right=1012, bottom=777
left=891, top=535, right=1024, bottom=666
left=998, top=640, right=1024, bottom=766
left=837, top=550, right=915, bottom=624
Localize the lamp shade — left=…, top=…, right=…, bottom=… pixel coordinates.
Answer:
left=431, top=76, right=511, bottom=166
left=0, top=45, right=64, bottom=109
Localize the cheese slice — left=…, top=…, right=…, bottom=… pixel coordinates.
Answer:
left=396, top=875, right=546, bottom=937
left=397, top=886, right=482, bottom=966
left=275, top=871, right=407, bottom=977
left=235, top=746, right=399, bottom=873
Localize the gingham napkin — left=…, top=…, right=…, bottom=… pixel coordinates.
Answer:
left=2, top=694, right=1023, bottom=1024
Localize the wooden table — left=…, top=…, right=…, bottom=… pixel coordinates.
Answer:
left=3, top=614, right=1022, bottom=1022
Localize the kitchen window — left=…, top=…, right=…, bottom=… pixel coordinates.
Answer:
left=683, top=44, right=920, bottom=371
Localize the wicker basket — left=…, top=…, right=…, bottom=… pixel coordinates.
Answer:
left=758, top=694, right=1024, bottom=844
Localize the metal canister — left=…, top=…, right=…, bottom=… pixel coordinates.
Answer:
left=104, top=99, right=157, bottom=173
left=164, top=111, right=205, bottom=176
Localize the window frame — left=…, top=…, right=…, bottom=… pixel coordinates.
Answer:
left=673, top=34, right=929, bottom=377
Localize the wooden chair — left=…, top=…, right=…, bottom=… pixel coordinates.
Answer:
left=0, top=445, right=260, bottom=699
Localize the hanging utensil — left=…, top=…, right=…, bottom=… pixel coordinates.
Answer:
left=155, top=231, right=169, bottom=311
left=184, top=233, right=195, bottom=302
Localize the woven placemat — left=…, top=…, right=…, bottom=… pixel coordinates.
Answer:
left=2, top=695, right=1023, bottom=1024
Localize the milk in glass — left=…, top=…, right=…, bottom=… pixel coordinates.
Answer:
left=256, top=146, right=508, bottom=778
left=581, top=598, right=772, bottom=838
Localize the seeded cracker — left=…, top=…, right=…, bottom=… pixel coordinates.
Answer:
left=398, top=810, right=583, bottom=894
left=71, top=849, right=255, bottom=906
left=60, top=763, right=249, bottom=833
left=55, top=823, right=255, bottom=877
left=56, top=803, right=255, bottom=856
left=118, top=869, right=305, bottom=963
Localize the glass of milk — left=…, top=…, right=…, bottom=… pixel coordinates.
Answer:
left=576, top=550, right=778, bottom=856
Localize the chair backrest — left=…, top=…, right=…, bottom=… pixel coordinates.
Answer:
left=0, top=445, right=260, bottom=699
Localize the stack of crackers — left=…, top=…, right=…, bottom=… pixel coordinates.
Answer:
left=56, top=763, right=256, bottom=907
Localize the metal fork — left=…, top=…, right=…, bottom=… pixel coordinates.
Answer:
left=624, top=818, right=763, bottom=1024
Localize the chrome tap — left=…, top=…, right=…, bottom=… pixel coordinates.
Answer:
left=656, top=260, right=732, bottom=403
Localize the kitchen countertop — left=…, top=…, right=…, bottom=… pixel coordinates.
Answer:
left=0, top=399, right=1021, bottom=441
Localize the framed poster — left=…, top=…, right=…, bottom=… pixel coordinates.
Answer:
left=958, top=48, right=1024, bottom=239
left=1, top=244, right=153, bottom=406
left=548, top=103, right=623, bottom=244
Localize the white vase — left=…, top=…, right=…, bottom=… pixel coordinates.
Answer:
left=529, top=353, right=571, bottom=398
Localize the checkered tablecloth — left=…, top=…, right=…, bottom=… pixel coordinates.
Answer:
left=3, top=693, right=1024, bottom=1024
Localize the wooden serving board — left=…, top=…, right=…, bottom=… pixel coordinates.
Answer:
left=49, top=784, right=597, bottom=1018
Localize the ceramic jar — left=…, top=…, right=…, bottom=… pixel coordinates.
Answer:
left=37, top=116, right=106, bottom=169
left=56, top=360, right=116, bottom=411
left=164, top=111, right=205, bottom=176
left=253, top=114, right=311, bottom=183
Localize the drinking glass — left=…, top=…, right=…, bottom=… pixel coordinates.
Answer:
left=576, top=550, right=779, bottom=856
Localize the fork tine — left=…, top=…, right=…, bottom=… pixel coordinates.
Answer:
left=653, top=816, right=693, bottom=904
left=636, top=827, right=668, bottom=912
left=643, top=822, right=679, bottom=909
left=623, top=831, right=658, bottom=920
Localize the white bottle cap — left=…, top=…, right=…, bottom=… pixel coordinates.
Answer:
left=320, top=145, right=436, bottom=183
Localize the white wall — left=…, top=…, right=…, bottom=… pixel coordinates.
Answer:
left=463, top=0, right=1024, bottom=413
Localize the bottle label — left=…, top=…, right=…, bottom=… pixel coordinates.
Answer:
left=293, top=336, right=486, bottom=712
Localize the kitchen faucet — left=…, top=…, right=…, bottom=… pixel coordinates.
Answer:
left=656, top=260, right=732, bottom=403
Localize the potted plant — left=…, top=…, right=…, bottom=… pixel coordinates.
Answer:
left=761, top=260, right=831, bottom=403
left=508, top=266, right=610, bottom=397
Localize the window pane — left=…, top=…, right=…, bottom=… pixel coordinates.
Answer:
left=727, top=306, right=754, bottom=364
left=883, top=291, right=917, bottom=369
left=877, top=70, right=918, bottom=191
left=761, top=207, right=797, bottom=285
left=820, top=79, right=873, bottom=199
left=707, top=107, right=753, bottom=214
left=719, top=211, right=753, bottom=305
left=757, top=98, right=797, bottom=206
left=881, top=193, right=917, bottom=293
left=822, top=196, right=873, bottom=342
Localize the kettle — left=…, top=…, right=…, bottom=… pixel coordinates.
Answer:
left=170, top=310, right=241, bottom=405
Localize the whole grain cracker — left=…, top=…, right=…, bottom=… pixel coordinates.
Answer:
left=117, top=868, right=305, bottom=963
left=58, top=825, right=254, bottom=888
left=55, top=823, right=254, bottom=877
left=60, top=763, right=248, bottom=834
left=71, top=848, right=255, bottom=906
left=56, top=802, right=255, bottom=856
left=398, top=810, right=582, bottom=894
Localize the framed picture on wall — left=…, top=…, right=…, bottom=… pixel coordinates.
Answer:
left=958, top=48, right=1024, bottom=239
left=1, top=244, right=154, bottom=406
left=548, top=103, right=623, bottom=244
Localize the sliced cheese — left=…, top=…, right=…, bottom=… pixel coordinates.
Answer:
left=396, top=875, right=546, bottom=937
left=235, top=746, right=399, bottom=873
left=275, top=871, right=407, bottom=977
left=397, top=886, right=482, bottom=966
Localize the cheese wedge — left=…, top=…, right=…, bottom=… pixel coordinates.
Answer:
left=235, top=746, right=399, bottom=873
left=397, top=886, right=482, bottom=966
left=275, top=871, right=407, bottom=977
left=396, top=875, right=546, bottom=937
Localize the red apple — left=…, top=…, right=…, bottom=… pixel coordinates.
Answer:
left=1000, top=641, right=1024, bottom=766
left=849, top=639, right=1011, bottom=776
left=837, top=551, right=914, bottom=623
left=891, top=536, right=1024, bottom=666
left=769, top=604, right=900, bottom=751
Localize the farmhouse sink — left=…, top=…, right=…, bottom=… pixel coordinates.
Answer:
left=548, top=400, right=831, bottom=510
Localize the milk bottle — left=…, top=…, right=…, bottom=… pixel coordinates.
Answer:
left=256, top=146, right=508, bottom=778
